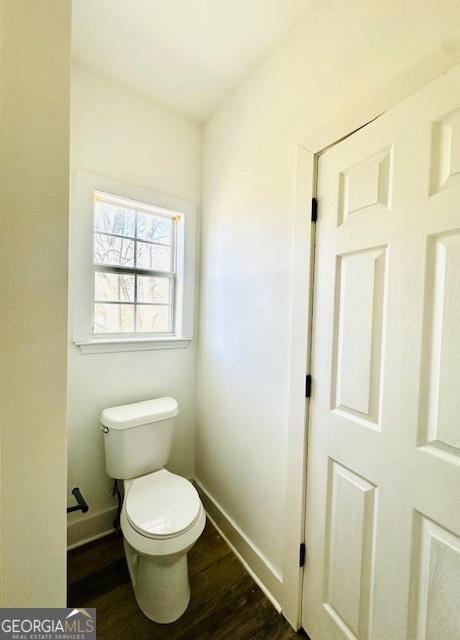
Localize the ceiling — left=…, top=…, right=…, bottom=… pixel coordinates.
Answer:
left=72, top=0, right=308, bottom=122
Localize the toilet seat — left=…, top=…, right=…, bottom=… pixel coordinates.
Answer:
left=125, top=469, right=201, bottom=540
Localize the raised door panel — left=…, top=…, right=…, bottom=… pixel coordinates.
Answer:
left=420, top=230, right=460, bottom=460
left=332, top=247, right=387, bottom=428
left=338, top=147, right=392, bottom=224
left=431, top=108, right=460, bottom=194
left=323, top=461, right=377, bottom=640
left=410, top=514, right=460, bottom=640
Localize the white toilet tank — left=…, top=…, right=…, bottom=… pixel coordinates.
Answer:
left=101, top=397, right=179, bottom=479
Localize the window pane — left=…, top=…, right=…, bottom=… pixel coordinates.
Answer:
left=94, top=303, right=134, bottom=333
left=136, top=211, right=173, bottom=245
left=95, top=271, right=134, bottom=302
left=94, top=233, right=135, bottom=267
left=94, top=200, right=135, bottom=237
left=137, top=275, right=170, bottom=304
left=136, top=305, right=171, bottom=333
left=136, top=241, right=172, bottom=272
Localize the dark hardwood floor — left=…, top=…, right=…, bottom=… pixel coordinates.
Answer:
left=68, top=521, right=305, bottom=640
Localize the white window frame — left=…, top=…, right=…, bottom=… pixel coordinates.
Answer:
left=71, top=171, right=196, bottom=354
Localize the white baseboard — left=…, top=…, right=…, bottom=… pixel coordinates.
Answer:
left=67, top=506, right=118, bottom=550
left=193, top=478, right=283, bottom=611
left=67, top=480, right=284, bottom=617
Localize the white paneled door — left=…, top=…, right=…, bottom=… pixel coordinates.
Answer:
left=302, top=66, right=460, bottom=640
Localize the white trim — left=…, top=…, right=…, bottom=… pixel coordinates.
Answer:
left=194, top=478, right=283, bottom=610
left=67, top=506, right=117, bottom=549
left=281, top=147, right=315, bottom=630
left=301, top=52, right=460, bottom=154
left=281, top=62, right=460, bottom=631
left=68, top=481, right=283, bottom=615
left=67, top=529, right=116, bottom=552
left=74, top=337, right=191, bottom=354
left=70, top=170, right=196, bottom=348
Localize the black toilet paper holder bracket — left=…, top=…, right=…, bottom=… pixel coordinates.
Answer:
left=67, top=487, right=89, bottom=513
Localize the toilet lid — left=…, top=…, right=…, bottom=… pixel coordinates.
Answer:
left=125, top=469, right=201, bottom=539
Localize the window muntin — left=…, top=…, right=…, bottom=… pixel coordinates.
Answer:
left=92, top=193, right=177, bottom=335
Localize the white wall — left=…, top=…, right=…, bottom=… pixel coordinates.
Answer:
left=197, top=0, right=460, bottom=586
left=0, top=0, right=71, bottom=605
left=67, top=62, right=201, bottom=545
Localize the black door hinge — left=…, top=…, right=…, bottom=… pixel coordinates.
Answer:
left=305, top=374, right=312, bottom=398
left=311, top=197, right=318, bottom=223
left=299, top=543, right=306, bottom=567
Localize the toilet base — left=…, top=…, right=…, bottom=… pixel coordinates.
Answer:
left=124, top=539, right=191, bottom=624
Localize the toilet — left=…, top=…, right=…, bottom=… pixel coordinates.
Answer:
left=100, top=396, right=206, bottom=624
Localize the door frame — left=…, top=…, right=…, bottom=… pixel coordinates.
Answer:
left=280, top=59, right=460, bottom=630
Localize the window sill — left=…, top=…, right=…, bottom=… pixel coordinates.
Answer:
left=74, top=337, right=192, bottom=354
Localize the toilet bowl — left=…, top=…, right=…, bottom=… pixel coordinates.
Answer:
left=100, top=397, right=206, bottom=623
left=121, top=469, right=206, bottom=623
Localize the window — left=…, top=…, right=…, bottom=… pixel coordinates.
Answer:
left=92, top=192, right=177, bottom=335
left=71, top=171, right=196, bottom=353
